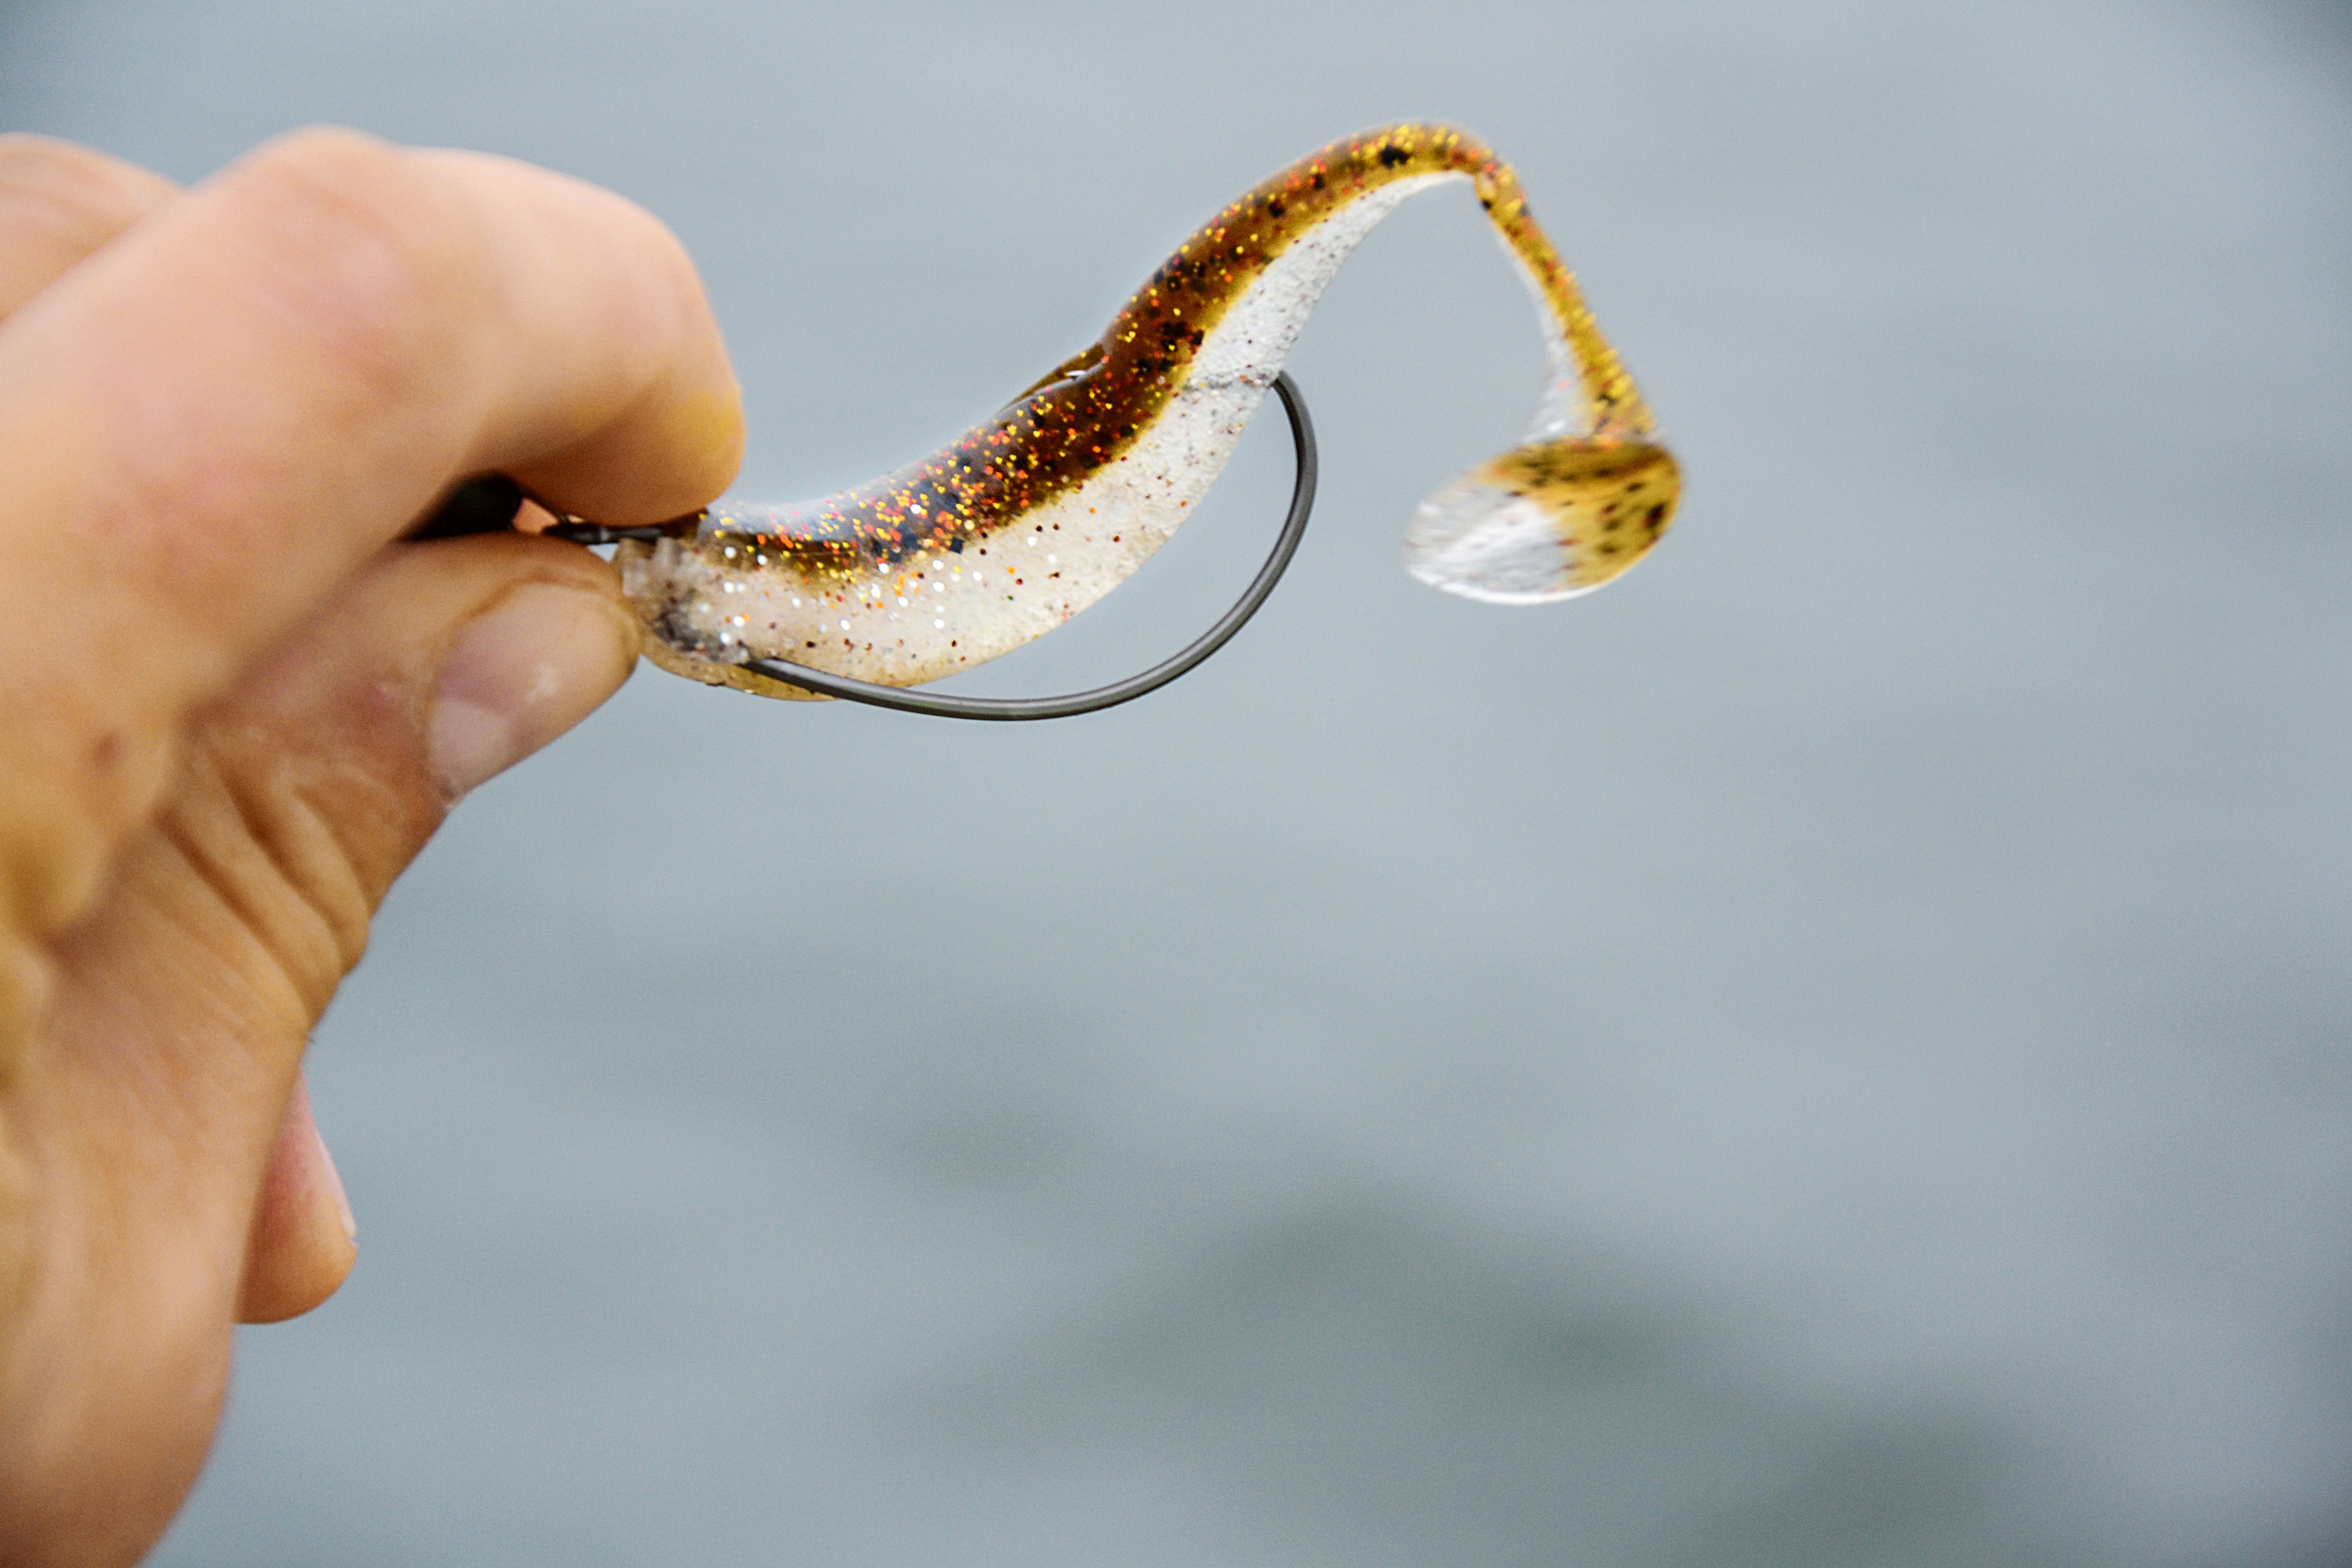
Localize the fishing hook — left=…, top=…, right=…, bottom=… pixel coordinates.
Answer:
left=411, top=371, right=1316, bottom=722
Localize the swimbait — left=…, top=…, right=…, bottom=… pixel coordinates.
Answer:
left=619, top=123, right=1679, bottom=700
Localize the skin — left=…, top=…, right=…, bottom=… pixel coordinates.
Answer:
left=0, top=128, right=742, bottom=1565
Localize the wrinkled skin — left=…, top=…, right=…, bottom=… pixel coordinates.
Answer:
left=0, top=128, right=742, bottom=1566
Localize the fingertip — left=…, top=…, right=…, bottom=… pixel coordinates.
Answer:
left=427, top=575, right=640, bottom=799
left=408, top=146, right=745, bottom=523
left=235, top=1073, right=357, bottom=1325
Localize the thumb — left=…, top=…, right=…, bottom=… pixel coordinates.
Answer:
left=214, top=528, right=639, bottom=1321
left=198, top=527, right=639, bottom=955
left=4, top=530, right=635, bottom=1549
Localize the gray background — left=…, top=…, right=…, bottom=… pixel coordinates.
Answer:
left=7, top=1, right=2350, bottom=1563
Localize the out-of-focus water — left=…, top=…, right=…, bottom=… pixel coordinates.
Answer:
left=7, top=1, right=2349, bottom=1562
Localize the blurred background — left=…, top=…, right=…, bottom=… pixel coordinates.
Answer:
left=7, top=1, right=2349, bottom=1562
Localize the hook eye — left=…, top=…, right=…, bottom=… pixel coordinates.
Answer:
left=406, top=476, right=703, bottom=545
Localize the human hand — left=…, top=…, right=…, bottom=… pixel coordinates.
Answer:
left=0, top=129, right=741, bottom=1564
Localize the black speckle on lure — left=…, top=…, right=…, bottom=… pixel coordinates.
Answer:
left=620, top=122, right=1682, bottom=700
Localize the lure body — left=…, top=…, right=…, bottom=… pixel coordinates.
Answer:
left=621, top=124, right=1679, bottom=700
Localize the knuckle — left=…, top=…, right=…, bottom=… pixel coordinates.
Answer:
left=215, top=127, right=488, bottom=405
left=161, top=739, right=386, bottom=1024
left=0, top=135, right=171, bottom=253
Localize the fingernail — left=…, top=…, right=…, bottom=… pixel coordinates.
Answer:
left=429, top=584, right=635, bottom=796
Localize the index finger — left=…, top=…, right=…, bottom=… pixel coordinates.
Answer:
left=0, top=127, right=743, bottom=948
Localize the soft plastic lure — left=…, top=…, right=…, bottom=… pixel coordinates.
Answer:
left=611, top=123, right=1678, bottom=702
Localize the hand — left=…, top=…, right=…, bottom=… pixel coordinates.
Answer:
left=0, top=129, right=742, bottom=1565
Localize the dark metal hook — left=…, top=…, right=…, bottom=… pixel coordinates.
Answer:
left=413, top=373, right=1318, bottom=722
left=407, top=479, right=691, bottom=546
